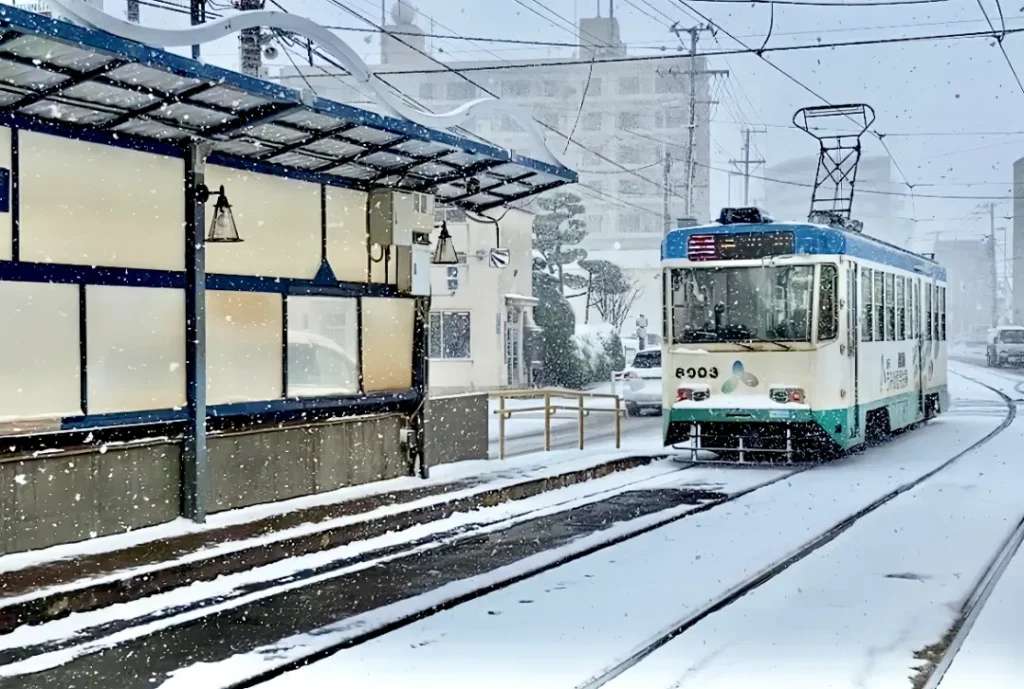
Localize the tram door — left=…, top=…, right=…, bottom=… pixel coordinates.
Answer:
left=847, top=265, right=860, bottom=438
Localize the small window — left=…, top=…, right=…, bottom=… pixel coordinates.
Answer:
left=884, top=273, right=895, bottom=341
left=940, top=287, right=947, bottom=341
left=446, top=266, right=459, bottom=292
left=861, top=267, right=873, bottom=342
left=896, top=276, right=906, bottom=340
left=502, top=80, right=530, bottom=97
left=873, top=270, right=884, bottom=341
left=446, top=81, right=476, bottom=100
left=581, top=112, right=602, bottom=131
left=418, top=83, right=435, bottom=99
left=655, top=71, right=686, bottom=94
left=617, top=111, right=641, bottom=129
left=429, top=311, right=471, bottom=359
left=619, top=75, right=640, bottom=95
left=818, top=265, right=838, bottom=341
left=925, top=284, right=933, bottom=341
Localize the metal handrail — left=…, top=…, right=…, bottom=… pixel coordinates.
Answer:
left=491, top=388, right=623, bottom=460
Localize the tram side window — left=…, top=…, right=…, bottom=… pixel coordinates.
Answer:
left=896, top=276, right=906, bottom=340
left=873, top=270, right=884, bottom=341
left=940, top=287, right=947, bottom=341
left=884, top=273, right=895, bottom=340
left=818, top=265, right=838, bottom=340
left=912, top=280, right=919, bottom=339
left=925, top=284, right=932, bottom=341
left=861, top=267, right=873, bottom=342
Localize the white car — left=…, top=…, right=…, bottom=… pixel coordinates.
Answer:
left=986, top=325, right=1024, bottom=367
left=618, top=349, right=662, bottom=416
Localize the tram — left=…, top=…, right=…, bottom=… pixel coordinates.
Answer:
left=662, top=208, right=948, bottom=461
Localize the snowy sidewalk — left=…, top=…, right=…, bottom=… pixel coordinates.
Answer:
left=0, top=446, right=675, bottom=633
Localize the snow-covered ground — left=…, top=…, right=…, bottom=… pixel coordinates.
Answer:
left=160, top=369, right=1016, bottom=689
left=938, top=538, right=1024, bottom=689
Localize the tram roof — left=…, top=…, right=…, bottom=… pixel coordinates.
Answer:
left=0, top=5, right=576, bottom=212
left=663, top=222, right=946, bottom=280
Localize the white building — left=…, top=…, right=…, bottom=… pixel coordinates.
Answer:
left=278, top=2, right=715, bottom=336
left=427, top=208, right=539, bottom=394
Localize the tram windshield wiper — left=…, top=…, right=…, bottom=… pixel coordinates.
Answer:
left=755, top=339, right=792, bottom=351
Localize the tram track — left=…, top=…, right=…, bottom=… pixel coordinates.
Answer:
left=0, top=461, right=699, bottom=670
left=573, top=373, right=1016, bottom=689
left=207, top=466, right=810, bottom=689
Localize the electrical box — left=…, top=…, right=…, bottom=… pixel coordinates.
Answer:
left=368, top=189, right=435, bottom=247
left=396, top=233, right=432, bottom=296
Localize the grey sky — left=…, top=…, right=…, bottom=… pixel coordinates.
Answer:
left=112, top=0, right=1024, bottom=240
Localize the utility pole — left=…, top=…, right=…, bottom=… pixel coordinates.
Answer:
left=662, top=150, right=672, bottom=233
left=235, top=0, right=266, bottom=77
left=189, top=0, right=205, bottom=59
left=728, top=127, right=766, bottom=205
left=989, top=202, right=999, bottom=326
left=670, top=24, right=715, bottom=219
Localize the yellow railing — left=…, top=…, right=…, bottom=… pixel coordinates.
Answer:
left=492, top=388, right=623, bottom=460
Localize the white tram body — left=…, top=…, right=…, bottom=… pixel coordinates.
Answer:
left=662, top=217, right=948, bottom=459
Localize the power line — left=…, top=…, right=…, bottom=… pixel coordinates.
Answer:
left=379, top=26, right=1024, bottom=75
left=974, top=0, right=1024, bottom=97
left=687, top=0, right=948, bottom=5
left=307, top=0, right=687, bottom=211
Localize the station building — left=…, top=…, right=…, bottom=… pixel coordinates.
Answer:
left=0, top=5, right=573, bottom=554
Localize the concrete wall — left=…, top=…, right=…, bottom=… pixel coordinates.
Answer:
left=423, top=393, right=489, bottom=467
left=0, top=414, right=409, bottom=555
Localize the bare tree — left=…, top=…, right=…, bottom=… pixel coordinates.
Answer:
left=599, top=280, right=644, bottom=333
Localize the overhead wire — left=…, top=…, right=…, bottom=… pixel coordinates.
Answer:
left=974, top=0, right=1024, bottom=97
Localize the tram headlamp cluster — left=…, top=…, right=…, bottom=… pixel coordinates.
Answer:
left=677, top=386, right=710, bottom=402
left=770, top=387, right=805, bottom=404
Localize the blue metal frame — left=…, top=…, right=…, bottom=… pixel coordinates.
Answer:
left=9, top=125, right=17, bottom=261
left=663, top=222, right=947, bottom=280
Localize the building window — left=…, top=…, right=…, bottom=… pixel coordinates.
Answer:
left=447, top=81, right=477, bottom=100
left=588, top=77, right=602, bottom=96
left=287, top=296, right=360, bottom=397
left=543, top=80, right=559, bottom=97
left=418, top=83, right=435, bottom=99
left=617, top=111, right=641, bottom=129
left=619, top=75, right=641, bottom=95
left=429, top=311, right=471, bottom=359
left=618, top=178, right=643, bottom=195
left=655, top=71, right=686, bottom=94
left=582, top=112, right=602, bottom=131
left=502, top=80, right=530, bottom=97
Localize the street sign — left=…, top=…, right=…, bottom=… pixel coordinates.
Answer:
left=488, top=247, right=510, bottom=269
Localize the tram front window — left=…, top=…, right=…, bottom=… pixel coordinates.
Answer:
left=671, top=265, right=814, bottom=344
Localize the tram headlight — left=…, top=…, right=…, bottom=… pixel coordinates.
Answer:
left=770, top=387, right=805, bottom=404
left=677, top=386, right=710, bottom=402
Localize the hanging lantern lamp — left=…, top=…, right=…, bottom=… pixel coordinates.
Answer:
left=432, top=221, right=459, bottom=265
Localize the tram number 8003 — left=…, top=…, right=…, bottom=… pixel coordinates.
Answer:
left=675, top=366, right=719, bottom=379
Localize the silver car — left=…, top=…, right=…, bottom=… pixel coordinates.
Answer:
left=619, top=349, right=662, bottom=416
left=986, top=326, right=1024, bottom=367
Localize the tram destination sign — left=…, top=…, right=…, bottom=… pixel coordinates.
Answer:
left=687, top=231, right=795, bottom=261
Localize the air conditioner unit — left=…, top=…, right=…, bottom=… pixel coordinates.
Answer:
left=368, top=189, right=435, bottom=247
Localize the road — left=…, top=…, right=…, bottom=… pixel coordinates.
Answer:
left=4, top=364, right=1024, bottom=689
left=490, top=412, right=664, bottom=459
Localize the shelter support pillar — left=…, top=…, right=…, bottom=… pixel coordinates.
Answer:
left=182, top=141, right=213, bottom=522
left=411, top=295, right=430, bottom=478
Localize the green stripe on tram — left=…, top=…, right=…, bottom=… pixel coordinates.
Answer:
left=665, top=386, right=947, bottom=449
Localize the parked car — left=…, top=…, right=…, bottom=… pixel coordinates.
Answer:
left=618, top=349, right=662, bottom=416
left=986, top=325, right=1024, bottom=367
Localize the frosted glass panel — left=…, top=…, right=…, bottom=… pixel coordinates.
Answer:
left=19, top=131, right=184, bottom=270
left=0, top=281, right=80, bottom=423
left=287, top=297, right=359, bottom=397
left=86, top=286, right=186, bottom=414
left=204, top=165, right=320, bottom=279
left=362, top=297, right=413, bottom=391
left=207, top=291, right=283, bottom=405
left=0, top=127, right=11, bottom=262
left=325, top=188, right=368, bottom=283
